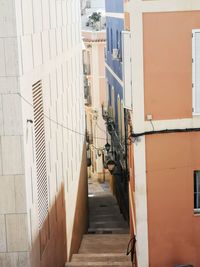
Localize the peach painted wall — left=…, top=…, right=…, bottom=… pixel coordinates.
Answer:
left=125, top=12, right=130, bottom=31
left=98, top=42, right=106, bottom=77
left=146, top=133, right=200, bottom=267
left=143, top=11, right=200, bottom=120
left=99, top=77, right=106, bottom=105
left=69, top=143, right=88, bottom=259
left=82, top=30, right=106, bottom=107
left=99, top=42, right=106, bottom=105
left=82, top=31, right=106, bottom=41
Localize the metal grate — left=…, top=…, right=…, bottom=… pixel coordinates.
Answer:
left=32, top=80, right=49, bottom=229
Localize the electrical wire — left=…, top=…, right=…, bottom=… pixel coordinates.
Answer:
left=18, top=92, right=108, bottom=141
left=150, top=120, right=154, bottom=131
left=131, top=128, right=200, bottom=138
left=18, top=93, right=131, bottom=147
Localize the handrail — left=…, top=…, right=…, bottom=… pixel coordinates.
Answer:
left=126, top=236, right=136, bottom=266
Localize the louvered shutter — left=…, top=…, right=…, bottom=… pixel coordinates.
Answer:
left=193, top=30, right=200, bottom=114
left=122, top=31, right=132, bottom=110
left=32, top=80, right=49, bottom=228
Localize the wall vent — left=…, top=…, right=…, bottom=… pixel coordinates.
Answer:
left=32, top=80, right=49, bottom=229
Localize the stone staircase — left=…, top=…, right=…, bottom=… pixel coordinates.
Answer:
left=66, top=234, right=131, bottom=266
left=88, top=192, right=129, bottom=235
left=66, top=182, right=131, bottom=267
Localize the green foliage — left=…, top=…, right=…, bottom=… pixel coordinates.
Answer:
left=89, top=12, right=101, bottom=23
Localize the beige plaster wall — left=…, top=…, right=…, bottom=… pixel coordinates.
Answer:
left=0, top=0, right=87, bottom=266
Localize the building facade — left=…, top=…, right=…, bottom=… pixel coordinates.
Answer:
left=124, top=1, right=200, bottom=267
left=105, top=0, right=130, bottom=220
left=105, top=0, right=124, bottom=134
left=0, top=1, right=87, bottom=266
left=82, top=1, right=108, bottom=181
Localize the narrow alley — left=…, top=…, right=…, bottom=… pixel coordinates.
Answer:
left=1, top=0, right=200, bottom=266
left=66, top=179, right=131, bottom=266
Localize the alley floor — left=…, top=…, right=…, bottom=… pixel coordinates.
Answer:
left=66, top=178, right=132, bottom=266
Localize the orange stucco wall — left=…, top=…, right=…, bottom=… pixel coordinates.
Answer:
left=146, top=133, right=200, bottom=267
left=143, top=11, right=200, bottom=120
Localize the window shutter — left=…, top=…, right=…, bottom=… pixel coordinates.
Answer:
left=193, top=30, right=200, bottom=114
left=122, top=31, right=132, bottom=110
left=32, top=80, right=50, bottom=256
left=32, top=80, right=49, bottom=228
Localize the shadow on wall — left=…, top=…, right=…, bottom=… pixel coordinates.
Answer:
left=69, top=142, right=89, bottom=259
left=30, top=184, right=67, bottom=267
left=30, top=143, right=88, bottom=267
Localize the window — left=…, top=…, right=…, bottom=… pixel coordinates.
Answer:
left=110, top=28, right=113, bottom=51
left=119, top=31, right=122, bottom=57
left=111, top=86, right=115, bottom=120
left=116, top=30, right=119, bottom=49
left=192, top=30, right=200, bottom=114
left=194, top=170, right=200, bottom=213
left=107, top=28, right=109, bottom=51
left=108, top=84, right=112, bottom=106
left=122, top=31, right=132, bottom=109
left=117, top=95, right=122, bottom=137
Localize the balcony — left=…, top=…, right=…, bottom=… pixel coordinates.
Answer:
left=83, top=64, right=91, bottom=75
left=86, top=132, right=93, bottom=144
left=102, top=106, right=125, bottom=169
left=85, top=95, right=92, bottom=106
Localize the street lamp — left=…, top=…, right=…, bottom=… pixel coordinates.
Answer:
left=105, top=142, right=111, bottom=153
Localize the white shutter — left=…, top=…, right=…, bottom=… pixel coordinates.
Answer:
left=122, top=31, right=132, bottom=109
left=193, top=30, right=200, bottom=114
left=32, top=80, right=49, bottom=229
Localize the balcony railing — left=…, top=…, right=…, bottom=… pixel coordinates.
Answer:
left=83, top=64, right=91, bottom=75
left=86, top=132, right=93, bottom=144
left=85, top=95, right=91, bottom=106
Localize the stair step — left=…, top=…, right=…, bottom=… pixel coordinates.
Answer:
left=89, top=202, right=118, bottom=205
left=72, top=253, right=130, bottom=262
left=89, top=222, right=128, bottom=229
left=79, top=234, right=129, bottom=254
left=89, top=197, right=117, bottom=202
left=73, top=185, right=131, bottom=267
left=89, top=210, right=122, bottom=216
left=88, top=228, right=129, bottom=234
left=89, top=206, right=120, bottom=211
left=90, top=217, right=125, bottom=223
left=66, top=262, right=132, bottom=267
left=89, top=214, right=125, bottom=220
